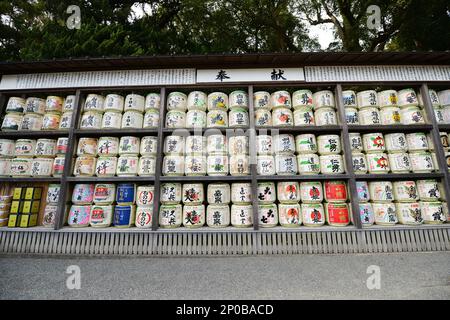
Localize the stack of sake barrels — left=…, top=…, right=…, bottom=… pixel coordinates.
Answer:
left=257, top=182, right=278, bottom=227
left=0, top=187, right=12, bottom=227
left=42, top=184, right=61, bottom=227
left=1, top=95, right=74, bottom=131
left=419, top=89, right=449, bottom=124
left=0, top=137, right=67, bottom=177
left=73, top=136, right=157, bottom=177
left=165, top=91, right=249, bottom=129
left=79, top=93, right=160, bottom=130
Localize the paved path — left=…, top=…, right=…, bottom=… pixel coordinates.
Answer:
left=0, top=252, right=449, bottom=299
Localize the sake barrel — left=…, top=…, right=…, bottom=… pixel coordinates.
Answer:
left=116, top=155, right=138, bottom=176
left=58, top=112, right=73, bottom=130
left=68, top=205, right=91, bottom=227
left=144, top=93, right=160, bottom=111
left=113, top=205, right=136, bottom=228
left=278, top=203, right=301, bottom=227
left=230, top=204, right=253, bottom=227
left=116, top=183, right=136, bottom=205
left=293, top=89, right=314, bottom=109
left=359, top=203, right=375, bottom=226
left=46, top=184, right=61, bottom=204
left=275, top=154, right=298, bottom=175
left=380, top=107, right=401, bottom=125
left=95, top=156, right=117, bottom=177
left=352, top=153, right=368, bottom=174
left=1, top=114, right=23, bottom=131
left=121, top=110, right=143, bottom=129
left=183, top=205, right=206, bottom=228
left=356, top=181, right=370, bottom=202
left=258, top=204, right=278, bottom=227
left=229, top=90, right=248, bottom=110
left=229, top=136, right=249, bottom=155
left=230, top=155, right=250, bottom=176
left=93, top=183, right=116, bottom=205
left=270, top=91, right=291, bottom=109
left=208, top=92, right=229, bottom=111
left=52, top=157, right=65, bottom=176
left=186, top=110, right=207, bottom=128
left=207, top=110, right=228, bottom=128
left=56, top=137, right=69, bottom=155
left=84, top=94, right=104, bottom=113
left=345, top=107, right=359, bottom=125
left=409, top=151, right=434, bottom=172
left=388, top=153, right=411, bottom=173
left=255, top=109, right=272, bottom=126
left=366, top=153, right=390, bottom=173
left=135, top=206, right=153, bottom=229
left=369, top=181, right=394, bottom=202
left=257, top=155, right=275, bottom=175
left=396, top=202, right=423, bottom=225
left=229, top=108, right=249, bottom=128
left=77, top=137, right=98, bottom=156
left=324, top=181, right=347, bottom=202
left=164, top=135, right=185, bottom=155
left=393, top=181, right=419, bottom=202
left=73, top=156, right=96, bottom=176
left=90, top=205, right=114, bottom=227
left=63, top=95, right=77, bottom=112
left=433, top=108, right=445, bottom=123
left=138, top=156, right=156, bottom=176
left=79, top=111, right=102, bottom=129
left=97, top=136, right=119, bottom=156
left=206, top=205, right=230, bottom=227
left=320, top=154, right=344, bottom=174
left=104, top=94, right=124, bottom=112
left=124, top=94, right=145, bottom=113
left=182, top=183, right=204, bottom=205
left=406, top=132, right=428, bottom=151
left=256, top=135, right=273, bottom=155
left=273, top=134, right=296, bottom=154
left=357, top=90, right=379, bottom=108
left=184, top=155, right=207, bottom=176
left=358, top=107, right=381, bottom=125
left=313, top=90, right=335, bottom=110
left=14, top=139, right=36, bottom=157
left=277, top=181, right=300, bottom=203
left=165, top=110, right=186, bottom=128
left=159, top=204, right=182, bottom=228
left=136, top=185, right=154, bottom=206
left=400, top=107, right=425, bottom=125
left=21, top=113, right=43, bottom=131
left=256, top=182, right=276, bottom=204
left=384, top=133, right=408, bottom=153
left=0, top=139, right=15, bottom=157
left=42, top=113, right=61, bottom=130
left=119, top=136, right=140, bottom=155
left=160, top=183, right=182, bottom=204
left=342, top=90, right=357, bottom=108
left=373, top=202, right=397, bottom=226
left=167, top=92, right=188, bottom=111
left=253, top=91, right=270, bottom=110
left=42, top=204, right=57, bottom=228
left=417, top=179, right=440, bottom=201
left=31, top=158, right=53, bottom=176
left=207, top=134, right=227, bottom=154
left=299, top=181, right=323, bottom=203
left=231, top=183, right=252, bottom=204
left=302, top=203, right=325, bottom=226
left=6, top=97, right=26, bottom=113
left=293, top=107, right=315, bottom=126
left=315, top=107, right=337, bottom=126
left=317, top=134, right=341, bottom=155
left=185, top=135, right=207, bottom=155
left=437, top=89, right=450, bottom=107
left=143, top=109, right=160, bottom=128
left=297, top=153, right=320, bottom=175
left=207, top=183, right=231, bottom=204
left=162, top=155, right=185, bottom=176
left=420, top=202, right=445, bottom=224
left=295, top=134, right=317, bottom=154
left=101, top=111, right=122, bottom=129
left=272, top=108, right=293, bottom=127
left=349, top=133, right=363, bottom=153
left=378, top=90, right=398, bottom=108
left=325, top=202, right=350, bottom=226
left=207, top=155, right=228, bottom=176
left=397, top=88, right=418, bottom=108
left=72, top=184, right=95, bottom=204
left=34, top=138, right=56, bottom=157
left=187, top=91, right=207, bottom=111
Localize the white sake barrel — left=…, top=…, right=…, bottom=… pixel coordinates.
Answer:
left=73, top=156, right=96, bottom=176
left=293, top=90, right=314, bottom=109
left=167, top=92, right=187, bottom=111
left=293, top=107, right=315, bottom=126
left=136, top=185, right=155, bottom=206
left=164, top=135, right=185, bottom=155
left=255, top=109, right=272, bottom=126
left=143, top=109, right=160, bottom=128
left=272, top=108, right=293, bottom=126
left=257, top=155, right=275, bottom=175
left=400, top=107, right=425, bottom=124
left=369, top=181, right=394, bottom=202
left=207, top=134, right=227, bottom=154
left=275, top=154, right=298, bottom=175
left=207, top=110, right=228, bottom=128
left=258, top=204, right=278, bottom=227
left=349, top=133, right=363, bottom=153
left=185, top=135, right=207, bottom=155
left=93, top=183, right=116, bottom=205
left=46, top=184, right=61, bottom=204
left=31, top=158, right=53, bottom=176
left=359, top=203, right=375, bottom=226
left=273, top=134, right=295, bottom=154
left=159, top=204, right=182, bottom=228
left=144, top=93, right=160, bottom=111
left=140, top=136, right=158, bottom=156
left=315, top=107, right=338, bottom=126
left=358, top=107, right=381, bottom=125
left=363, top=133, right=385, bottom=153
left=160, top=183, right=182, bottom=204
left=0, top=139, right=15, bottom=157
left=378, top=90, right=398, bottom=108
left=393, top=181, right=419, bottom=202
left=72, top=184, right=95, bottom=204
left=63, top=95, right=76, bottom=112
left=207, top=183, right=231, bottom=204
left=270, top=91, right=291, bottom=109
left=299, top=181, right=323, bottom=203
left=97, top=136, right=119, bottom=156
left=84, top=94, right=104, bottom=113
left=418, top=89, right=440, bottom=108
left=134, top=206, right=153, bottom=229
left=101, top=111, right=122, bottom=129
left=342, top=90, right=357, bottom=108
left=397, top=88, right=418, bottom=108
left=58, top=112, right=72, bottom=130
left=0, top=158, right=11, bottom=176
left=186, top=110, right=207, bottom=128
left=373, top=202, right=398, bottom=226
left=1, top=113, right=23, bottom=131
left=406, top=132, right=428, bottom=151
left=229, top=108, right=249, bottom=128
left=366, top=153, right=390, bottom=173
left=352, top=153, right=368, bottom=174
left=138, top=156, right=156, bottom=176
left=42, top=113, right=61, bottom=130
left=116, top=155, right=138, bottom=176
left=317, top=134, right=341, bottom=155
left=104, top=94, right=124, bottom=112
left=187, top=91, right=207, bottom=111
left=207, top=155, right=228, bottom=176
left=325, top=203, right=350, bottom=227
left=208, top=92, right=229, bottom=111
left=253, top=91, right=270, bottom=110
left=295, top=134, right=317, bottom=154
left=437, top=89, right=450, bottom=107
left=79, top=111, right=102, bottom=129
left=433, top=108, right=445, bottom=123
left=6, top=97, right=26, bottom=113
left=443, top=105, right=450, bottom=123
left=256, top=135, right=273, bottom=155
left=256, top=182, right=276, bottom=204
left=396, top=202, right=423, bottom=225
left=15, top=139, right=36, bottom=157
left=357, top=90, right=379, bottom=108
left=356, top=181, right=370, bottom=202
left=301, top=203, right=325, bottom=226
left=90, top=205, right=114, bottom=228
left=231, top=204, right=252, bottom=227
left=68, top=205, right=91, bottom=228
left=165, top=110, right=186, bottom=128
left=388, top=153, right=411, bottom=173
left=230, top=155, right=250, bottom=176
left=119, top=136, right=140, bottom=155
left=345, top=107, right=359, bottom=125
left=22, top=114, right=44, bottom=131
left=182, top=183, right=204, bottom=205
left=277, top=181, right=300, bottom=203
left=417, top=179, right=440, bottom=201
left=231, top=183, right=252, bottom=204
left=34, top=139, right=56, bottom=157
left=162, top=155, right=185, bottom=176
left=380, top=107, right=401, bottom=125
left=42, top=204, right=58, bottom=227
left=121, top=110, right=143, bottom=129
left=229, top=136, right=249, bottom=155
left=410, top=151, right=434, bottom=172
left=278, top=203, right=301, bottom=227
left=297, top=153, right=320, bottom=175
left=420, top=202, right=445, bottom=224
left=206, top=205, right=230, bottom=227
left=124, top=94, right=145, bottom=113
left=320, top=154, right=344, bottom=174
left=313, top=90, right=335, bottom=110
left=384, top=133, right=408, bottom=153
left=77, top=138, right=98, bottom=156
left=229, top=90, right=248, bottom=110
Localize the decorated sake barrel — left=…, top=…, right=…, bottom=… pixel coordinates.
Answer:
left=345, top=108, right=359, bottom=125
left=77, top=137, right=98, bottom=156
left=229, top=90, right=248, bottom=110
left=116, top=155, right=138, bottom=176
left=185, top=136, right=207, bottom=155
left=349, top=133, right=363, bottom=153
left=293, top=107, right=315, bottom=126
left=256, top=135, right=273, bottom=155
left=207, top=109, right=228, bottom=128
left=207, top=183, right=230, bottom=204
left=229, top=136, right=249, bottom=155
left=410, top=151, right=434, bottom=172
left=378, top=90, right=398, bottom=108
left=24, top=98, right=45, bottom=115
left=208, top=92, right=229, bottom=111
left=187, top=91, right=207, bottom=111
left=255, top=109, right=272, bottom=126
left=136, top=186, right=154, bottom=206
left=299, top=181, right=323, bottom=203
left=143, top=109, right=160, bottom=128
left=256, top=182, right=276, bottom=204
left=93, top=184, right=116, bottom=204
left=184, top=155, right=207, bottom=176
left=292, top=90, right=313, bottom=109
left=388, top=153, right=411, bottom=173
left=373, top=202, right=397, bottom=226
left=325, top=203, right=350, bottom=226
left=63, top=95, right=76, bottom=112
left=84, top=94, right=104, bottom=113
left=317, top=134, right=341, bottom=155
left=230, top=155, right=250, bottom=176
left=159, top=204, right=182, bottom=228
left=160, top=183, right=181, bottom=204
left=119, top=136, right=140, bottom=155
left=275, top=154, right=298, bottom=175
left=182, top=183, right=204, bottom=205
left=1, top=113, right=23, bottom=131
left=42, top=113, right=61, bottom=130
left=400, top=107, right=425, bottom=125
left=72, top=184, right=95, bottom=204
left=21, top=113, right=43, bottom=131
left=437, top=132, right=449, bottom=149
left=229, top=108, right=249, bottom=128
left=352, top=153, right=368, bottom=174
left=101, top=111, right=122, bottom=129
left=90, top=205, right=114, bottom=227
left=253, top=91, right=270, bottom=110
left=52, top=157, right=65, bottom=176
left=358, top=107, right=381, bottom=125
left=0, top=158, right=11, bottom=176
left=421, top=202, right=445, bottom=224
left=165, top=110, right=186, bottom=128
left=295, top=134, right=317, bottom=154
left=313, top=90, right=335, bottom=110
left=270, top=91, right=291, bottom=109
left=273, top=134, right=295, bottom=154
left=55, top=137, right=68, bottom=155
left=116, top=183, right=136, bottom=205
left=80, top=111, right=102, bottom=129
left=406, top=132, right=428, bottom=151
left=278, top=203, right=301, bottom=227
left=366, top=153, right=390, bottom=173
left=396, top=202, right=423, bottom=225
left=320, top=154, right=344, bottom=174
left=417, top=179, right=440, bottom=201
left=356, top=181, right=370, bottom=202
left=59, top=112, right=72, bottom=130
left=68, top=205, right=91, bottom=227
left=397, top=88, right=418, bottom=108
left=31, top=158, right=53, bottom=176
left=272, top=108, right=293, bottom=126
left=95, top=156, right=117, bottom=177
left=145, top=93, right=160, bottom=111
left=369, top=181, right=394, bottom=202
left=97, top=136, right=119, bottom=156
left=46, top=184, right=61, bottom=204
left=162, top=155, right=185, bottom=176
left=437, top=89, right=450, bottom=107
left=359, top=203, right=374, bottom=226
left=121, top=110, right=143, bottom=129
left=113, top=205, right=136, bottom=228
left=34, top=139, right=56, bottom=157
left=231, top=183, right=252, bottom=204
left=206, top=205, right=230, bottom=227
left=135, top=206, right=153, bottom=228
left=384, top=133, right=408, bottom=153
left=357, top=90, right=379, bottom=108
left=297, top=153, right=320, bottom=175
left=231, top=204, right=253, bottom=227
left=6, top=97, right=26, bottom=113
left=277, top=181, right=300, bottom=203
left=433, top=108, right=445, bottom=123
left=183, top=205, right=205, bottom=228
left=380, top=107, right=401, bottom=125
left=186, top=110, right=207, bottom=128
left=257, top=155, right=275, bottom=175
left=324, top=181, right=347, bottom=202
left=443, top=106, right=450, bottom=123
left=14, top=139, right=35, bottom=157
left=42, top=204, right=57, bottom=228
left=104, top=94, right=124, bottom=112
left=393, top=181, right=418, bottom=202
left=342, top=90, right=357, bottom=108
left=73, top=156, right=96, bottom=176
left=362, top=133, right=385, bottom=153
left=315, top=107, right=337, bottom=126
left=0, top=139, right=15, bottom=157
left=207, top=134, right=227, bottom=154
left=124, top=94, right=145, bottom=113
left=140, top=136, right=157, bottom=156
left=258, top=204, right=278, bottom=227
left=207, top=155, right=228, bottom=176
left=164, top=135, right=185, bottom=155
left=302, top=203, right=325, bottom=226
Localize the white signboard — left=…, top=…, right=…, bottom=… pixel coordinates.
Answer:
left=0, top=69, right=196, bottom=90
left=197, top=68, right=305, bottom=83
